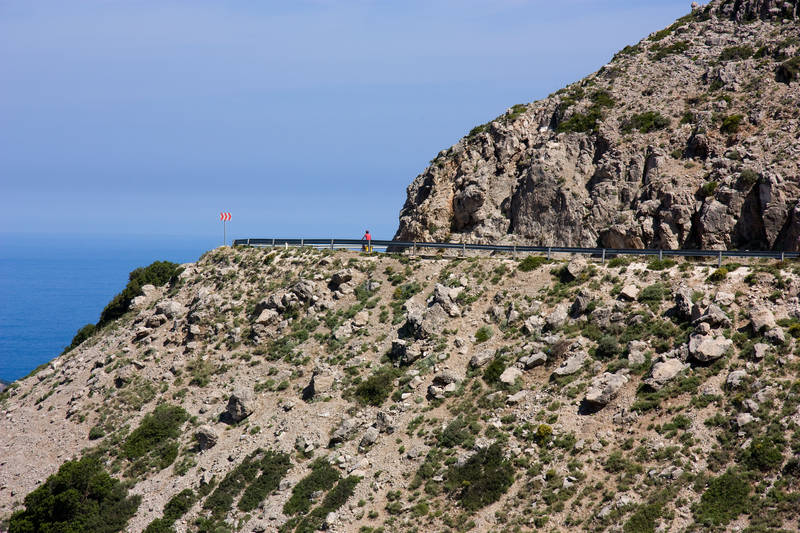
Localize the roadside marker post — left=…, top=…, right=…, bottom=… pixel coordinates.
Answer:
left=220, top=212, right=231, bottom=246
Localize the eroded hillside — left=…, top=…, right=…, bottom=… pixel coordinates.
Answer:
left=394, top=0, right=800, bottom=251
left=3, top=245, right=800, bottom=532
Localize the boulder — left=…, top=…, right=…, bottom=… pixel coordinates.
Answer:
left=329, top=418, right=359, bottom=446
left=546, top=304, right=569, bottom=330
left=519, top=352, right=547, bottom=369
left=359, top=427, right=380, bottom=449
left=726, top=369, right=749, bottom=389
left=750, top=307, right=777, bottom=333
left=221, top=389, right=254, bottom=424
left=145, top=314, right=167, bottom=328
left=391, top=339, right=425, bottom=366
left=254, top=309, right=279, bottom=325
left=753, top=343, right=771, bottom=360
left=673, top=289, right=695, bottom=321
left=688, top=333, right=733, bottom=362
left=522, top=315, right=545, bottom=335
left=564, top=256, right=588, bottom=281
left=469, top=350, right=495, bottom=368
left=553, top=351, right=588, bottom=376
left=499, top=367, right=523, bottom=385
left=329, top=269, right=353, bottom=289
left=429, top=284, right=463, bottom=318
left=584, top=372, right=629, bottom=408
left=376, top=411, right=395, bottom=434
left=291, top=279, right=319, bottom=302
left=405, top=304, right=449, bottom=339
left=570, top=291, right=592, bottom=318
left=765, top=327, right=786, bottom=345
left=506, top=390, right=528, bottom=405
left=353, top=310, right=370, bottom=328
left=432, top=371, right=461, bottom=386
left=618, top=285, right=640, bottom=301
left=194, top=425, right=218, bottom=450
left=645, top=359, right=689, bottom=390
left=694, top=304, right=731, bottom=328
left=156, top=300, right=186, bottom=319
left=627, top=340, right=648, bottom=366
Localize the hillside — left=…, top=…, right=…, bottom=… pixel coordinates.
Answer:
left=394, top=0, right=800, bottom=251
left=3, top=245, right=800, bottom=532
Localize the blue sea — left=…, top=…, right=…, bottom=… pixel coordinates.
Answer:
left=0, top=234, right=215, bottom=383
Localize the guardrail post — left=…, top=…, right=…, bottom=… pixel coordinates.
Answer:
left=513, top=244, right=517, bottom=258
left=602, top=249, right=606, bottom=265
left=247, top=238, right=250, bottom=246
left=718, top=251, right=722, bottom=268
left=271, top=238, right=275, bottom=248
left=781, top=251, right=785, bottom=262
left=330, top=239, right=334, bottom=250
left=462, top=242, right=466, bottom=257
left=658, top=249, right=663, bottom=261
left=547, top=247, right=551, bottom=260
left=413, top=242, right=417, bottom=256
left=300, top=239, right=304, bottom=248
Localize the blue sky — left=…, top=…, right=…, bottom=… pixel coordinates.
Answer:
left=0, top=0, right=693, bottom=240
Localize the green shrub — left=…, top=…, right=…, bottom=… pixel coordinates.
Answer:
left=353, top=366, right=400, bottom=406
left=8, top=457, right=141, bottom=533
left=707, top=267, right=728, bottom=282
left=741, top=437, right=783, bottom=472
left=483, top=356, right=505, bottom=384
left=444, top=443, right=514, bottom=512
left=439, top=416, right=479, bottom=449
left=557, top=108, right=604, bottom=133
left=143, top=518, right=174, bottom=533
left=88, top=425, right=106, bottom=440
left=638, top=283, right=666, bottom=305
left=621, top=112, right=670, bottom=134
left=738, top=168, right=760, bottom=188
left=607, top=256, right=633, bottom=268
left=651, top=41, right=689, bottom=61
left=475, top=325, right=494, bottom=343
left=719, top=45, right=753, bottom=61
left=518, top=255, right=549, bottom=272
left=237, top=451, right=292, bottom=512
left=63, top=323, right=97, bottom=354
left=699, top=181, right=718, bottom=198
left=719, top=114, right=744, bottom=134
left=647, top=258, right=676, bottom=271
left=693, top=470, right=750, bottom=527
left=294, top=476, right=360, bottom=533
left=99, top=261, right=182, bottom=326
left=595, top=336, right=621, bottom=360
left=284, top=459, right=341, bottom=516
left=123, top=404, right=189, bottom=461
left=164, top=489, right=195, bottom=520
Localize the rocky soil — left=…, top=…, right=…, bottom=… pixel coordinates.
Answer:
left=394, top=0, right=800, bottom=252
left=3, top=245, right=800, bottom=532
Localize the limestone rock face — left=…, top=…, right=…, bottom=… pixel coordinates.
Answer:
left=689, top=333, right=733, bottom=362
left=194, top=425, right=218, bottom=450
left=393, top=1, right=800, bottom=252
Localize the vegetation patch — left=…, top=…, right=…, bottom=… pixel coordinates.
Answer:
left=693, top=470, right=750, bottom=527
left=100, top=261, right=183, bottom=327
left=719, top=45, right=753, bottom=61
left=292, top=476, right=360, bottom=533
left=621, top=112, right=670, bottom=134
left=123, top=404, right=189, bottom=473
left=283, top=458, right=341, bottom=516
left=352, top=366, right=401, bottom=406
left=518, top=255, right=549, bottom=272
left=8, top=457, right=141, bottom=533
left=776, top=56, right=800, bottom=84
left=444, top=443, right=514, bottom=512
left=719, top=114, right=744, bottom=134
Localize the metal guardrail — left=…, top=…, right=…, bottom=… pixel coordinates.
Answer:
left=232, top=238, right=800, bottom=266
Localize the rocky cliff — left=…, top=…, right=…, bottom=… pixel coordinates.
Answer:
left=4, top=246, right=800, bottom=532
left=394, top=0, right=800, bottom=251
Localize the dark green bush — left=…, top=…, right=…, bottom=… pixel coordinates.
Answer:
left=693, top=470, right=750, bottom=527
left=284, top=459, right=341, bottom=516
left=638, top=283, right=666, bottom=305
left=621, top=112, right=670, bottom=134
left=163, top=489, right=196, bottom=521
left=719, top=114, right=744, bottom=134
left=237, top=451, right=291, bottom=511
left=719, top=45, right=753, bottom=61
left=707, top=267, right=728, bottom=282
left=699, top=181, right=718, bottom=198
left=518, top=255, right=549, bottom=272
left=123, top=404, right=189, bottom=461
left=203, top=451, right=264, bottom=516
left=8, top=457, right=141, bottom=533
left=143, top=518, right=175, bottom=533
left=483, top=356, right=505, bottom=384
left=439, top=416, right=479, bottom=449
left=647, top=258, right=676, bottom=271
left=444, top=443, right=514, bottom=512
left=738, top=168, right=760, bottom=188
left=595, top=336, right=621, bottom=360
left=62, top=323, right=97, bottom=354
left=651, top=41, right=689, bottom=61
left=557, top=108, right=604, bottom=134
left=741, top=437, right=783, bottom=472
left=99, top=261, right=182, bottom=326
left=475, top=325, right=493, bottom=343
left=353, top=366, right=400, bottom=406
left=294, top=476, right=360, bottom=533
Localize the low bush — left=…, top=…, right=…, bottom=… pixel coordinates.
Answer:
left=719, top=45, right=753, bottom=61
left=621, top=112, right=670, bottom=134
left=776, top=56, right=800, bottom=84
left=444, top=443, right=514, bottom=512
left=62, top=323, right=96, bottom=354
left=439, top=416, right=479, bottom=449
left=294, top=476, right=360, bottom=533
left=475, top=325, right=494, bottom=343
left=651, top=41, right=689, bottom=61
left=8, top=457, right=141, bottom=533
left=123, top=404, right=189, bottom=462
left=352, top=366, right=400, bottom=406
left=237, top=450, right=292, bottom=512
left=99, top=261, right=183, bottom=327
left=638, top=283, right=666, bottom=307
left=707, top=267, right=728, bottom=282
left=719, top=114, right=744, bottom=134
left=740, top=437, right=783, bottom=472
left=693, top=470, right=750, bottom=527
left=647, top=258, right=676, bottom=271
left=738, top=168, right=760, bottom=188
left=595, top=335, right=621, bottom=359
left=284, top=459, right=341, bottom=516
left=483, top=356, right=505, bottom=384
left=699, top=181, right=718, bottom=198
left=518, top=255, right=549, bottom=272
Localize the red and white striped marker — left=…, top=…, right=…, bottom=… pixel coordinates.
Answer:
left=220, top=212, right=231, bottom=246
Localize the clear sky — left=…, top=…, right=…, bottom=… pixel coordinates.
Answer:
left=0, top=0, right=693, bottom=241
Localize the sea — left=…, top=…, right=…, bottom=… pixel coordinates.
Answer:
left=0, top=233, right=216, bottom=383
